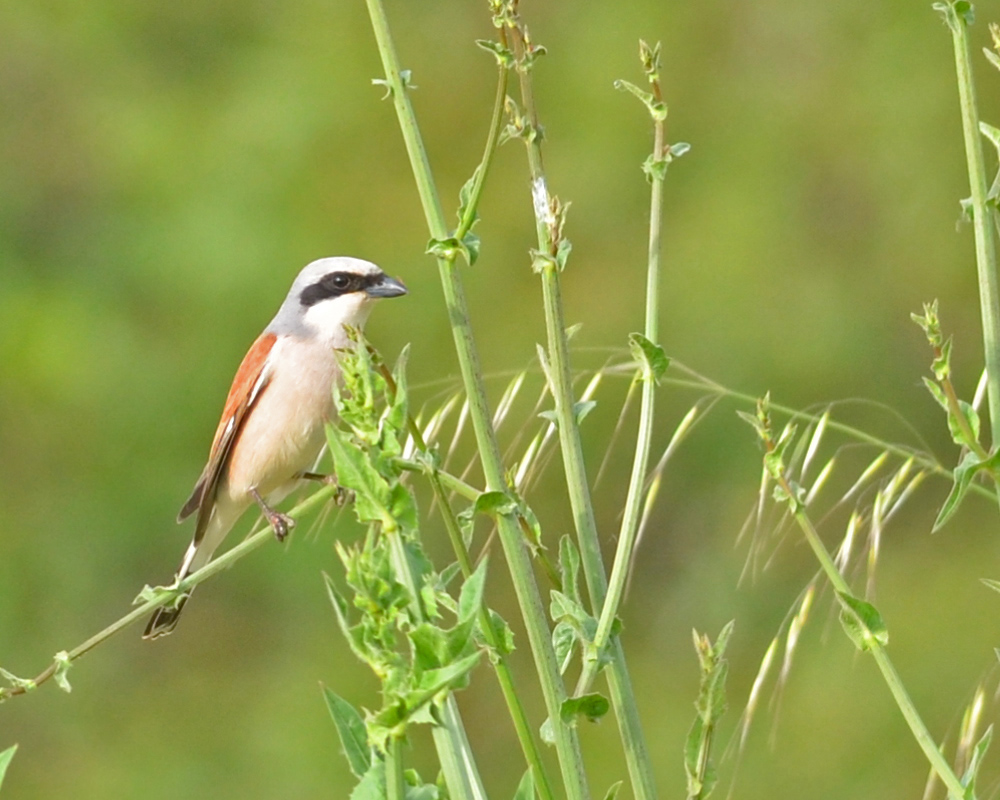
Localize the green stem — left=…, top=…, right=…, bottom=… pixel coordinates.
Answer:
left=579, top=98, right=665, bottom=696
left=401, top=416, right=557, bottom=800
left=506, top=21, right=658, bottom=799
left=386, top=522, right=486, bottom=800
left=663, top=373, right=1000, bottom=498
left=364, top=3, right=590, bottom=797
left=946, top=2, right=1000, bottom=446
left=386, top=736, right=407, bottom=800
left=0, top=484, right=338, bottom=701
left=775, top=469, right=967, bottom=800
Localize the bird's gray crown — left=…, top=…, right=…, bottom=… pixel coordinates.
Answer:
left=267, top=257, right=385, bottom=336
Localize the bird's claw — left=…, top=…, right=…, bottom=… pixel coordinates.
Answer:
left=267, top=511, right=295, bottom=542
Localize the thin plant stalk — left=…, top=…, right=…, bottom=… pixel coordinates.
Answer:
left=387, top=736, right=407, bottom=800
left=763, top=425, right=969, bottom=800
left=383, top=365, right=557, bottom=800
left=506, top=19, right=658, bottom=799
left=0, top=483, right=339, bottom=700
left=385, top=526, right=487, bottom=800
left=363, top=1, right=591, bottom=797
left=943, top=1, right=1000, bottom=445
left=577, top=53, right=667, bottom=697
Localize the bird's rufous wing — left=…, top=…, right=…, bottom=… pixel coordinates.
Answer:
left=177, top=332, right=278, bottom=544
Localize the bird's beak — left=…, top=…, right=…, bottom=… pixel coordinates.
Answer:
left=366, top=274, right=408, bottom=299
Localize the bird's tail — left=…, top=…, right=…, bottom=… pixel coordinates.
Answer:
left=143, top=593, right=193, bottom=639
left=142, top=530, right=215, bottom=640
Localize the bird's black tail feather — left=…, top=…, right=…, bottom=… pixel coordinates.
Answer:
left=142, top=592, right=192, bottom=640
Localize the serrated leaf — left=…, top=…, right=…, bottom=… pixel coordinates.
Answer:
left=410, top=624, right=450, bottom=671
left=0, top=744, right=16, bottom=792
left=350, top=759, right=387, bottom=800
left=408, top=652, right=481, bottom=706
left=326, top=424, right=391, bottom=524
left=323, top=687, right=372, bottom=778
left=560, top=692, right=610, bottom=723
left=628, top=333, right=669, bottom=382
left=837, top=591, right=889, bottom=651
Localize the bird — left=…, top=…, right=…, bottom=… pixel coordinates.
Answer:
left=143, top=256, right=408, bottom=639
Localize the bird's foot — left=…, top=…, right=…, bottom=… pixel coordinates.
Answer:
left=250, top=488, right=296, bottom=542
left=297, top=472, right=352, bottom=506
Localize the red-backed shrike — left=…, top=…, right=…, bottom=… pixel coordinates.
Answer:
left=144, top=257, right=407, bottom=639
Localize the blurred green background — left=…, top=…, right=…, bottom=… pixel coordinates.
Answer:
left=4, top=0, right=1000, bottom=797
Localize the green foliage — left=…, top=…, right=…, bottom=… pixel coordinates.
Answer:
left=628, top=333, right=670, bottom=383
left=324, top=688, right=373, bottom=779
left=961, top=725, right=993, bottom=797
left=836, top=592, right=889, bottom=652
left=684, top=623, right=732, bottom=800
left=324, top=336, right=485, bottom=763
left=0, top=745, right=16, bottom=793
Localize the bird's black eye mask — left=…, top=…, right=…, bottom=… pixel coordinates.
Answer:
left=300, top=271, right=379, bottom=306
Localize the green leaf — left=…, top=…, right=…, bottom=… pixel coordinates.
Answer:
left=552, top=620, right=577, bottom=674
left=558, top=535, right=583, bottom=607
left=457, top=558, right=488, bottom=625
left=602, top=781, right=624, bottom=800
left=323, top=687, right=372, bottom=778
left=475, top=39, right=514, bottom=67
left=405, top=784, right=439, bottom=800
left=409, top=623, right=450, bottom=671
left=613, top=78, right=667, bottom=120
left=628, top=333, right=670, bottom=382
left=573, top=400, right=597, bottom=425
left=351, top=759, right=387, bottom=800
left=407, top=652, right=481, bottom=708
left=961, top=724, right=992, bottom=794
left=550, top=590, right=589, bottom=625
left=461, top=231, right=481, bottom=267
left=478, top=609, right=515, bottom=659
left=669, top=141, right=691, bottom=158
left=560, top=692, right=610, bottom=724
left=0, top=744, right=16, bottom=792
left=539, top=717, right=555, bottom=745
left=512, top=769, right=535, bottom=800
left=921, top=376, right=948, bottom=410
left=985, top=47, right=1000, bottom=74
left=837, top=591, right=889, bottom=651
left=323, top=572, right=371, bottom=666
left=472, top=491, right=516, bottom=517
left=53, top=651, right=72, bottom=694
left=326, top=424, right=391, bottom=525
left=982, top=577, right=1000, bottom=594
left=554, top=237, right=572, bottom=271
left=934, top=449, right=1000, bottom=532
